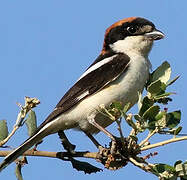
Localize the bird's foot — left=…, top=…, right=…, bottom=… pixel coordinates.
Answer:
left=31, top=140, right=43, bottom=153
left=96, top=140, right=129, bottom=170
left=58, top=131, right=76, bottom=154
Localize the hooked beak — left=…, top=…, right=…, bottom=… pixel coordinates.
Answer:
left=145, top=29, right=165, bottom=40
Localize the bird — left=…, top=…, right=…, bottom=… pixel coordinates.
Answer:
left=0, top=17, right=164, bottom=171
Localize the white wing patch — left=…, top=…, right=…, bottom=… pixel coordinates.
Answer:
left=78, top=55, right=117, bottom=81
left=76, top=90, right=89, bottom=101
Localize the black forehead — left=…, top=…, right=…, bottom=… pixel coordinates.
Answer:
left=128, top=17, right=155, bottom=28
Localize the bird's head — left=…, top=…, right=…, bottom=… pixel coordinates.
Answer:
left=102, top=17, right=164, bottom=57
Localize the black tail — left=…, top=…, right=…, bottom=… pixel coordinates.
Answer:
left=0, top=129, right=47, bottom=171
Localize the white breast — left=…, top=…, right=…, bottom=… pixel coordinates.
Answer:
left=44, top=53, right=151, bottom=134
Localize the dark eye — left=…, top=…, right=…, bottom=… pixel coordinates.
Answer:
left=127, top=26, right=138, bottom=34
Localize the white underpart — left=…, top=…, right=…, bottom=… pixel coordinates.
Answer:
left=41, top=35, right=154, bottom=134
left=78, top=55, right=117, bottom=81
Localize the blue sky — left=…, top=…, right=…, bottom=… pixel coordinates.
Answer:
left=0, top=1, right=187, bottom=179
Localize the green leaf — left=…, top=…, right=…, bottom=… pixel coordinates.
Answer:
left=139, top=96, right=154, bottom=116
left=134, top=114, right=142, bottom=121
left=147, top=80, right=166, bottom=96
left=155, top=163, right=175, bottom=173
left=181, top=176, right=187, bottom=180
left=155, top=111, right=166, bottom=121
left=137, top=92, right=143, bottom=110
left=174, top=160, right=182, bottom=168
left=151, top=61, right=171, bottom=84
left=142, top=105, right=160, bottom=121
left=174, top=126, right=182, bottom=135
left=175, top=163, right=187, bottom=176
left=151, top=111, right=181, bottom=130
left=166, top=111, right=181, bottom=129
left=154, top=92, right=175, bottom=100
left=153, top=163, right=176, bottom=179
left=166, top=75, right=180, bottom=87
left=25, top=110, right=37, bottom=137
left=157, top=97, right=173, bottom=105
left=154, top=92, right=174, bottom=105
left=0, top=120, right=8, bottom=141
left=123, top=102, right=131, bottom=114
left=110, top=102, right=123, bottom=111
left=148, top=111, right=166, bottom=131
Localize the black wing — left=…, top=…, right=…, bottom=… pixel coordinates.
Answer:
left=37, top=53, right=130, bottom=130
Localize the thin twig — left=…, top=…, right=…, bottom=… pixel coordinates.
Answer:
left=139, top=128, right=158, bottom=147
left=116, top=118, right=126, bottom=149
left=126, top=113, right=137, bottom=131
left=129, top=157, right=152, bottom=172
left=0, top=110, right=24, bottom=147
left=129, top=157, right=160, bottom=177
left=141, top=136, right=187, bottom=151
left=0, top=97, right=40, bottom=147
left=98, top=104, right=116, bottom=121
left=0, top=126, right=18, bottom=147
left=128, top=114, right=138, bottom=136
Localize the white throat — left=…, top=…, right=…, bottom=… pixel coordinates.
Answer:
left=110, top=35, right=153, bottom=58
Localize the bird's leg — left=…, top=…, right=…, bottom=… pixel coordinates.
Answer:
left=58, top=131, right=76, bottom=154
left=87, top=114, right=116, bottom=142
left=87, top=114, right=118, bottom=155
left=84, top=131, right=111, bottom=161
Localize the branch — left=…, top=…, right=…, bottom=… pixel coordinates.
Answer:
left=0, top=149, right=97, bottom=159
left=1, top=136, right=185, bottom=160
left=1, top=135, right=185, bottom=161
left=139, top=128, right=158, bottom=147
